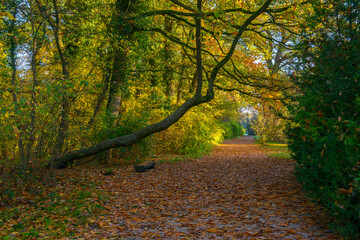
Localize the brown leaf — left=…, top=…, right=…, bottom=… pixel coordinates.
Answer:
left=339, top=187, right=353, bottom=194
left=285, top=229, right=297, bottom=234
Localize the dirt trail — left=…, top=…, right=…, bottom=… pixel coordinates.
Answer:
left=87, top=136, right=339, bottom=239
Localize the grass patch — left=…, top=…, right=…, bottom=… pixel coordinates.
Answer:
left=260, top=141, right=292, bottom=159
left=267, top=152, right=292, bottom=159
left=157, top=155, right=193, bottom=164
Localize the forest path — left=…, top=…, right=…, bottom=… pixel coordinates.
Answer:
left=88, top=136, right=339, bottom=239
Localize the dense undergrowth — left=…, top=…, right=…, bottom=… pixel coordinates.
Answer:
left=90, top=95, right=245, bottom=161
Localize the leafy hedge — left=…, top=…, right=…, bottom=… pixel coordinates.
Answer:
left=287, top=1, right=360, bottom=238
left=221, top=121, right=245, bottom=139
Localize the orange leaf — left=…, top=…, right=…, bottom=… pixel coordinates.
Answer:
left=346, top=7, right=351, bottom=14
left=285, top=229, right=297, bottom=234
left=206, top=228, right=218, bottom=233
left=339, top=187, right=353, bottom=194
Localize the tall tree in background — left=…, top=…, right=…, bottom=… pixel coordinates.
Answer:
left=105, top=0, right=137, bottom=119
left=34, top=0, right=72, bottom=156
left=0, top=0, right=28, bottom=162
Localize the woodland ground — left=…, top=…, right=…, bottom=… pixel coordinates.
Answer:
left=78, top=136, right=340, bottom=239
left=0, top=136, right=341, bottom=239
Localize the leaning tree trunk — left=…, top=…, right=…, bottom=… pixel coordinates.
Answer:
left=52, top=95, right=211, bottom=168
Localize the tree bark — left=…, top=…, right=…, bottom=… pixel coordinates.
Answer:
left=105, top=46, right=127, bottom=119
left=106, top=0, right=135, bottom=119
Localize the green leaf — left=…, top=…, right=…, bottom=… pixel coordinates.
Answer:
left=6, top=12, right=15, bottom=20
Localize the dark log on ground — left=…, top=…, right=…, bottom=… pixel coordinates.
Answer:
left=134, top=161, right=156, bottom=172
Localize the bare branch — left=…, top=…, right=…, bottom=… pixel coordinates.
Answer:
left=208, top=0, right=274, bottom=97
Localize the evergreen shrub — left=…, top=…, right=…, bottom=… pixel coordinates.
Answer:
left=287, top=2, right=360, bottom=237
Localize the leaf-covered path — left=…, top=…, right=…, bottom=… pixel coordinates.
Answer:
left=85, top=136, right=339, bottom=239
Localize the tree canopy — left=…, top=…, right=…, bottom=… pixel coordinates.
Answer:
left=0, top=0, right=305, bottom=168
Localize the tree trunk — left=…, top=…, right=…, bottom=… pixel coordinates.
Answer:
left=106, top=0, right=136, bottom=119
left=9, top=4, right=26, bottom=162
left=97, top=0, right=136, bottom=164
left=34, top=0, right=72, bottom=156
left=53, top=0, right=71, bottom=156
left=26, top=26, right=40, bottom=161
left=105, top=46, right=127, bottom=119
left=176, top=57, right=186, bottom=104
left=88, top=65, right=111, bottom=126
left=163, top=16, right=175, bottom=98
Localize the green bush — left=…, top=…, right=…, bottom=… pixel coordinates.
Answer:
left=221, top=122, right=234, bottom=139
left=251, top=112, right=287, bottom=144
left=155, top=105, right=224, bottom=157
left=287, top=1, right=360, bottom=238
left=92, top=109, right=154, bottom=160
left=221, top=121, right=244, bottom=139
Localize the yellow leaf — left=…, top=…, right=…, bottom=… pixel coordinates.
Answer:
left=8, top=219, right=18, bottom=226
left=6, top=12, right=15, bottom=20
left=3, top=91, right=10, bottom=98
